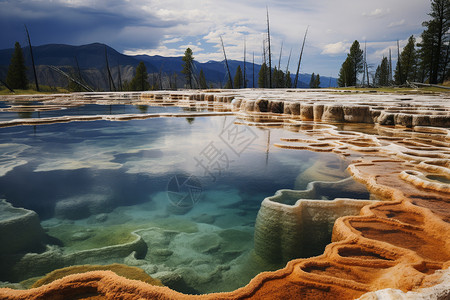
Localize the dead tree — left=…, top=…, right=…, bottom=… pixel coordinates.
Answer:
left=25, top=25, right=39, bottom=91
left=0, top=78, right=14, bottom=92
left=278, top=41, right=283, bottom=70
left=252, top=52, right=255, bottom=88
left=243, top=37, right=247, bottom=88
left=104, top=46, right=116, bottom=91
left=266, top=6, right=272, bottom=88
left=294, top=26, right=309, bottom=88
left=285, top=48, right=292, bottom=74
left=220, top=36, right=233, bottom=89
left=48, top=66, right=94, bottom=92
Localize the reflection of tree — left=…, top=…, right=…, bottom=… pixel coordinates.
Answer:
left=17, top=111, right=33, bottom=118
left=136, top=105, right=148, bottom=113
left=186, top=117, right=195, bottom=124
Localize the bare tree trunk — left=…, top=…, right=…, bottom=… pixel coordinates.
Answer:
left=104, top=46, right=116, bottom=91
left=388, top=48, right=393, bottom=84
left=285, top=48, right=292, bottom=74
left=25, top=25, right=39, bottom=91
left=252, top=52, right=255, bottom=88
left=220, top=36, right=233, bottom=89
left=278, top=41, right=283, bottom=70
left=48, top=66, right=94, bottom=92
left=294, top=26, right=308, bottom=88
left=243, top=37, right=246, bottom=88
left=74, top=56, right=84, bottom=85
left=266, top=6, right=272, bottom=88
left=0, top=78, right=14, bottom=92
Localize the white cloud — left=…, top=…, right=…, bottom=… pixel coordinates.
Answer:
left=124, top=46, right=181, bottom=57
left=388, top=19, right=406, bottom=28
left=162, top=37, right=183, bottom=44
left=1, top=0, right=432, bottom=76
left=322, top=42, right=350, bottom=55
left=364, top=8, right=381, bottom=17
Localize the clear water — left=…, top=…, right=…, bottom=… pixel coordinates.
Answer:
left=0, top=113, right=362, bottom=293
left=0, top=103, right=189, bottom=121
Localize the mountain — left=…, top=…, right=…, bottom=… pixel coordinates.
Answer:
left=0, top=43, right=337, bottom=91
left=0, top=43, right=155, bottom=71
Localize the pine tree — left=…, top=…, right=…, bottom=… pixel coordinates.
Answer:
left=271, top=67, right=285, bottom=88
left=275, top=68, right=285, bottom=88
left=233, top=65, right=243, bottom=89
left=315, top=74, right=320, bottom=88
left=418, top=0, right=450, bottom=83
left=348, top=40, right=364, bottom=85
left=395, top=36, right=418, bottom=84
left=199, top=69, right=207, bottom=89
left=338, top=57, right=352, bottom=87
left=130, top=62, right=150, bottom=91
left=309, top=73, right=316, bottom=88
left=258, top=63, right=268, bottom=88
left=285, top=71, right=292, bottom=88
left=338, top=41, right=364, bottom=87
left=6, top=42, right=28, bottom=89
left=181, top=48, right=194, bottom=88
left=375, top=57, right=390, bottom=86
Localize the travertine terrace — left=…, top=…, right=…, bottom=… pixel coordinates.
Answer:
left=0, top=89, right=449, bottom=299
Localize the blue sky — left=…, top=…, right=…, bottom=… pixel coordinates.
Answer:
left=0, top=0, right=431, bottom=77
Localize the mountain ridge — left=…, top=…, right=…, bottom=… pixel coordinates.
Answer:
left=0, top=43, right=337, bottom=90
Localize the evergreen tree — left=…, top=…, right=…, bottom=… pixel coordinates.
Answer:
left=199, top=69, right=207, bottom=89
left=348, top=40, right=364, bottom=85
left=309, top=73, right=316, bottom=88
left=374, top=57, right=390, bottom=86
left=233, top=65, right=243, bottom=89
left=315, top=74, right=320, bottom=88
left=285, top=71, right=292, bottom=88
left=338, top=40, right=364, bottom=87
left=395, top=36, right=418, bottom=84
left=418, top=0, right=450, bottom=83
left=6, top=42, right=28, bottom=89
left=130, top=61, right=150, bottom=91
left=258, top=63, right=268, bottom=88
left=181, top=48, right=194, bottom=88
left=338, top=57, right=352, bottom=87
left=271, top=67, right=285, bottom=88
left=276, top=68, right=285, bottom=88
left=309, top=73, right=321, bottom=88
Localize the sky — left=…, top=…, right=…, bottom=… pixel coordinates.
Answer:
left=0, top=0, right=431, bottom=77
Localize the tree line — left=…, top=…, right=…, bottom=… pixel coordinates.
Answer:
left=2, top=6, right=322, bottom=92
left=338, top=0, right=449, bottom=87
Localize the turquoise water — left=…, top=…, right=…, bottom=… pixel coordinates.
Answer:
left=0, top=113, right=367, bottom=293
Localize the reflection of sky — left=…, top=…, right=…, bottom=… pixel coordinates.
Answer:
left=0, top=104, right=186, bottom=121
left=0, top=116, right=338, bottom=218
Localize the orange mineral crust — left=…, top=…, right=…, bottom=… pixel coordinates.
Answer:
left=0, top=90, right=449, bottom=299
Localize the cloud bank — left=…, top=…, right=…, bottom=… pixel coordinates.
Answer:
left=0, top=0, right=430, bottom=76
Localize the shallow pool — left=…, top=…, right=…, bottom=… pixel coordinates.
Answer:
left=0, top=110, right=368, bottom=293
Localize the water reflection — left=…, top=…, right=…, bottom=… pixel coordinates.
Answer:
left=0, top=115, right=364, bottom=293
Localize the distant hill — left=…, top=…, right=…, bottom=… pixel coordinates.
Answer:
left=0, top=43, right=337, bottom=91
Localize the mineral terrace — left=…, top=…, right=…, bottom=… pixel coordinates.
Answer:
left=0, top=89, right=449, bottom=299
